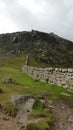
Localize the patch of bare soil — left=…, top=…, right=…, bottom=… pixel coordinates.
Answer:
left=0, top=99, right=73, bottom=130
left=49, top=99, right=73, bottom=130
left=0, top=110, right=18, bottom=130
left=0, top=97, right=44, bottom=130
left=0, top=110, right=44, bottom=130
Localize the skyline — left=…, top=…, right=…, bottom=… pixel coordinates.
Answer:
left=0, top=0, right=73, bottom=41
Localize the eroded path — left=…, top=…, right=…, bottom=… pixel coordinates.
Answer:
left=50, top=100, right=73, bottom=130
left=0, top=111, right=18, bottom=130
left=0, top=95, right=73, bottom=130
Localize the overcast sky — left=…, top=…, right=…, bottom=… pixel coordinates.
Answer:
left=0, top=0, right=73, bottom=41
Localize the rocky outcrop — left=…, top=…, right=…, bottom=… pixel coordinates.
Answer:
left=22, top=66, right=73, bottom=90
left=11, top=95, right=35, bottom=126
left=2, top=77, right=18, bottom=84
left=0, top=30, right=73, bottom=67
left=11, top=95, right=34, bottom=106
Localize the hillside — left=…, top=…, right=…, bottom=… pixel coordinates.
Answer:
left=0, top=30, right=73, bottom=67
left=0, top=30, right=73, bottom=130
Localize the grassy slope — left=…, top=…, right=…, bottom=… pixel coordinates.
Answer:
left=0, top=55, right=73, bottom=129
left=0, top=55, right=73, bottom=105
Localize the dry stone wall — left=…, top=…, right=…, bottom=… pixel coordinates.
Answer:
left=22, top=66, right=73, bottom=90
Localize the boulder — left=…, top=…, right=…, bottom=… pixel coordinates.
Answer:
left=0, top=88, right=3, bottom=93
left=2, top=77, right=17, bottom=84
left=11, top=95, right=34, bottom=106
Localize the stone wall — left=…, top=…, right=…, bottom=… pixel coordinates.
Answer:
left=22, top=66, right=73, bottom=90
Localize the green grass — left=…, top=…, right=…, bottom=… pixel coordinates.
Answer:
left=27, top=123, right=38, bottom=130
left=31, top=108, right=53, bottom=118
left=0, top=55, right=73, bottom=103
left=32, top=100, right=54, bottom=119
left=2, top=101, right=17, bottom=117
left=27, top=100, right=55, bottom=130
left=27, top=122, right=50, bottom=130
left=32, top=100, right=44, bottom=110
left=31, top=100, right=53, bottom=119
left=0, top=55, right=26, bottom=69
left=0, top=55, right=73, bottom=129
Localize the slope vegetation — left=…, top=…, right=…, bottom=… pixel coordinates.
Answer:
left=0, top=30, right=73, bottom=67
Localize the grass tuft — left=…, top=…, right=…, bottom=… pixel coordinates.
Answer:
left=2, top=102, right=17, bottom=117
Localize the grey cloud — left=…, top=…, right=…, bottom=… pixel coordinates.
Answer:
left=2, top=0, right=73, bottom=41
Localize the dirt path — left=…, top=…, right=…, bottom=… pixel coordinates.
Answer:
left=0, top=110, right=45, bottom=130
left=50, top=100, right=73, bottom=130
left=0, top=110, right=18, bottom=130
left=0, top=96, right=35, bottom=130
left=0, top=97, right=43, bottom=130
left=0, top=99, right=73, bottom=130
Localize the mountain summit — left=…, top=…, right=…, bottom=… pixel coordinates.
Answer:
left=0, top=30, right=73, bottom=67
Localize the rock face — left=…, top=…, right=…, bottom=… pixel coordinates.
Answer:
left=22, top=66, right=73, bottom=90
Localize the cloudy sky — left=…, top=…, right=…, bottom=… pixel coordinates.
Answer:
left=0, top=0, right=73, bottom=41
